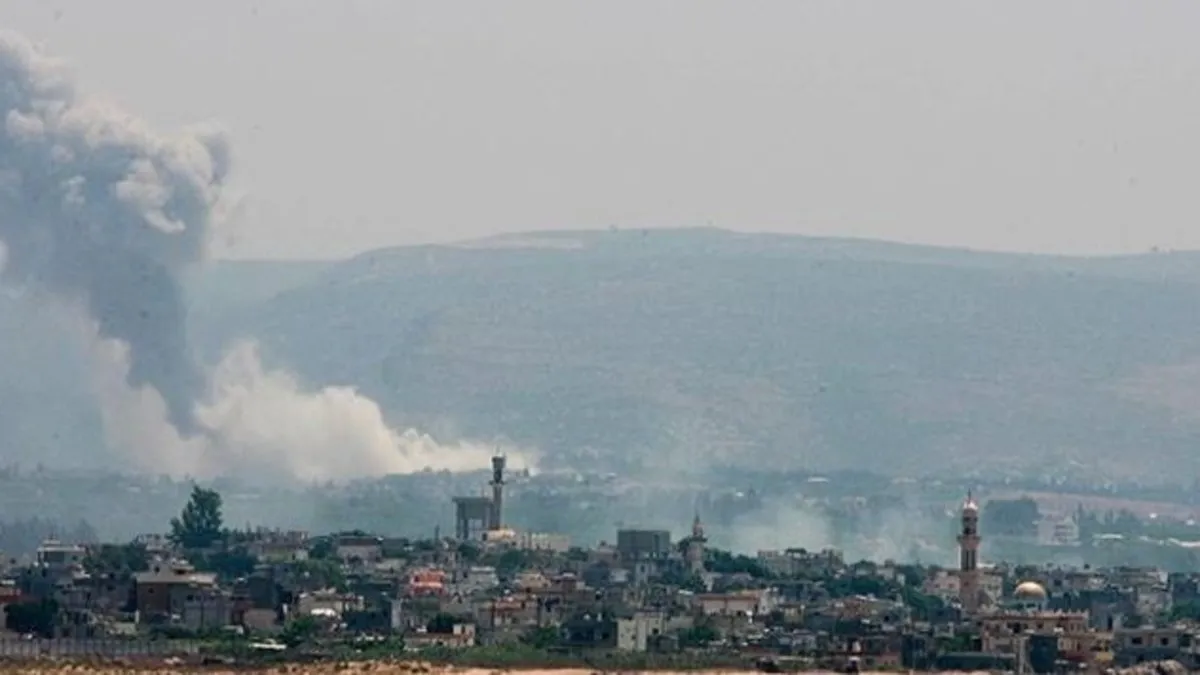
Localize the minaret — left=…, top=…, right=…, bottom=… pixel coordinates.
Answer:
left=686, top=511, right=707, bottom=575
left=488, top=455, right=506, bottom=531
left=957, top=490, right=982, bottom=614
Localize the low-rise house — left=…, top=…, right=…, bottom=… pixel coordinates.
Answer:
left=181, top=587, right=234, bottom=632
left=616, top=610, right=664, bottom=652
left=295, top=589, right=363, bottom=617
left=473, top=593, right=554, bottom=630
left=516, top=532, right=571, bottom=553
left=335, top=535, right=383, bottom=565
left=404, top=622, right=476, bottom=649
left=922, top=567, right=1004, bottom=607
left=242, top=607, right=280, bottom=633
left=404, top=568, right=446, bottom=597
left=36, top=540, right=86, bottom=571
left=245, top=531, right=309, bottom=563
left=1135, top=585, right=1173, bottom=618
left=1113, top=627, right=1200, bottom=668
left=978, top=610, right=1089, bottom=654
left=757, top=548, right=845, bottom=578
left=448, top=566, right=499, bottom=595
left=694, top=589, right=778, bottom=617
left=133, top=562, right=218, bottom=621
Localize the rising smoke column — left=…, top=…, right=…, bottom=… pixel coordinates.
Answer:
left=0, top=31, right=228, bottom=432
left=0, top=32, right=527, bottom=481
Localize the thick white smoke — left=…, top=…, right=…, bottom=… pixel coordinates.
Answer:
left=86, top=328, right=513, bottom=481
left=1, top=31, right=526, bottom=481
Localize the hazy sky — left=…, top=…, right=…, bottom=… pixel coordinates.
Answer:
left=7, top=1, right=1200, bottom=260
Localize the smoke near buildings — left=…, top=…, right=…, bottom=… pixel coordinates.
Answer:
left=0, top=31, right=518, bottom=481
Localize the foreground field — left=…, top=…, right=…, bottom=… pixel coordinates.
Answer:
left=0, top=666, right=780, bottom=675
left=0, top=668, right=928, bottom=675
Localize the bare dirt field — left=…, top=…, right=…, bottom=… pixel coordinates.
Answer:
left=0, top=665, right=987, bottom=675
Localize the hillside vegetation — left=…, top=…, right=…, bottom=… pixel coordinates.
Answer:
left=199, top=229, right=1200, bottom=483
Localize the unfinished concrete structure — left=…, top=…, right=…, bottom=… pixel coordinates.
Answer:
left=452, top=496, right=494, bottom=541
left=452, top=454, right=506, bottom=540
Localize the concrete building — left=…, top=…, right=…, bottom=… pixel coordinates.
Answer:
left=757, top=548, right=845, bottom=577
left=515, top=531, right=571, bottom=552
left=617, top=611, right=665, bottom=652
left=132, top=562, right=219, bottom=620
left=979, top=608, right=1089, bottom=654
left=1114, top=627, right=1200, bottom=667
left=1037, top=514, right=1081, bottom=547
left=452, top=454, right=508, bottom=540
left=334, top=534, right=383, bottom=564
left=450, top=566, right=500, bottom=595
left=36, top=540, right=85, bottom=571
left=180, top=588, right=233, bottom=632
left=616, top=529, right=672, bottom=561
left=295, top=589, right=364, bottom=617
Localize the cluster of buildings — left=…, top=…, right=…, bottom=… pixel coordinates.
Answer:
left=904, top=493, right=1198, bottom=671
left=1, top=475, right=1200, bottom=672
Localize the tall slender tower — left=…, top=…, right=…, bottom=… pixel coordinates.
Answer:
left=488, top=454, right=506, bottom=530
left=686, top=511, right=707, bottom=575
left=957, top=490, right=982, bottom=614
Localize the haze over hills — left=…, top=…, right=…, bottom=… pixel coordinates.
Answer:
left=195, top=228, right=1200, bottom=484
left=6, top=228, right=1200, bottom=483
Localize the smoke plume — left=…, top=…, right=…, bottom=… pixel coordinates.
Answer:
left=0, top=31, right=224, bottom=432
left=0, top=31, right=521, bottom=480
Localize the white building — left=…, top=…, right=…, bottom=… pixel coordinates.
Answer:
left=36, top=540, right=86, bottom=570
left=1037, top=515, right=1081, bottom=547
left=449, top=566, right=500, bottom=595
left=617, top=611, right=665, bottom=652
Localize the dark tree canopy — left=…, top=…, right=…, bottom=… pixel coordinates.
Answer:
left=426, top=612, right=463, bottom=634
left=5, top=599, right=58, bottom=638
left=169, top=485, right=224, bottom=550
left=83, top=542, right=149, bottom=578
left=982, top=497, right=1041, bottom=538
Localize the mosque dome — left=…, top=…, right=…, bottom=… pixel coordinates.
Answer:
left=1013, top=581, right=1048, bottom=602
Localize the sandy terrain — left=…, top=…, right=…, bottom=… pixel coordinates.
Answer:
left=0, top=665, right=999, bottom=675
left=0, top=662, right=973, bottom=675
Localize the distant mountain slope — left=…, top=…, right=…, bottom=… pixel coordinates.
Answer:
left=205, top=229, right=1200, bottom=483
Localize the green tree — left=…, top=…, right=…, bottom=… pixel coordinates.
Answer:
left=308, top=536, right=335, bottom=560
left=4, top=599, right=59, bottom=638
left=901, top=587, right=946, bottom=622
left=169, top=485, right=225, bottom=550
left=678, top=624, right=719, bottom=648
left=490, top=548, right=533, bottom=575
left=825, top=575, right=898, bottom=599
left=281, top=614, right=320, bottom=647
left=427, top=612, right=465, bottom=634
left=292, top=558, right=347, bottom=591
left=457, top=542, right=481, bottom=562
left=1169, top=601, right=1200, bottom=622
left=83, top=542, right=149, bottom=577
left=705, top=548, right=771, bottom=578
left=521, top=625, right=561, bottom=649
left=193, top=547, right=259, bottom=582
left=982, top=497, right=1040, bottom=538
